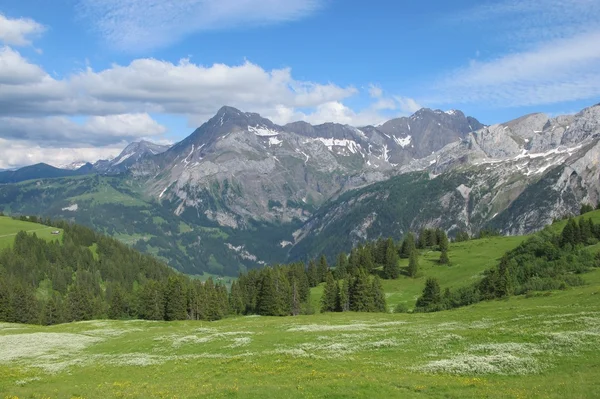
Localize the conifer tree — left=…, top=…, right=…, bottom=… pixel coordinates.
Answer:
left=139, top=280, right=165, bottom=320
left=415, top=277, right=442, bottom=310
left=307, top=260, right=318, bottom=287
left=339, top=279, right=350, bottom=312
left=257, top=269, right=278, bottom=316
left=41, top=293, right=63, bottom=325
left=165, top=276, right=188, bottom=321
left=400, top=232, right=416, bottom=258
left=317, top=255, right=329, bottom=283
left=229, top=281, right=245, bottom=315
left=335, top=253, right=348, bottom=280
left=349, top=269, right=373, bottom=312
left=580, top=218, right=593, bottom=243
left=290, top=278, right=301, bottom=316
left=108, top=284, right=129, bottom=319
left=439, top=249, right=450, bottom=265
left=383, top=239, right=400, bottom=279
left=438, top=230, right=449, bottom=252
left=371, top=276, right=387, bottom=312
left=321, top=272, right=338, bottom=312
left=408, top=249, right=419, bottom=278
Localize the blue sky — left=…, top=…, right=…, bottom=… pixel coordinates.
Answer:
left=0, top=0, right=599, bottom=168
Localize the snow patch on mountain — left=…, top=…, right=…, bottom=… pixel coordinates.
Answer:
left=249, top=126, right=280, bottom=137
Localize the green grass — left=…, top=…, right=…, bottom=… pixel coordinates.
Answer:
left=1, top=269, right=599, bottom=399
left=0, top=216, right=62, bottom=249
left=546, top=209, right=600, bottom=234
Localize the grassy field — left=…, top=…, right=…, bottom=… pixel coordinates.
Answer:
left=1, top=269, right=599, bottom=398
left=0, top=216, right=62, bottom=249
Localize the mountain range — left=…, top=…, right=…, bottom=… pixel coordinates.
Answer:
left=0, top=104, right=598, bottom=275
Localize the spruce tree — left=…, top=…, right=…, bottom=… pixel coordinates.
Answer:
left=438, top=230, right=449, bottom=252
left=383, top=239, right=400, bottom=279
left=139, top=280, right=165, bottom=320
left=408, top=249, right=419, bottom=278
left=439, top=249, right=450, bottom=265
left=229, top=281, right=245, bottom=315
left=335, top=253, right=348, bottom=280
left=108, top=284, right=129, bottom=319
left=349, top=269, right=373, bottom=312
left=371, top=276, right=387, bottom=312
left=321, top=272, right=338, bottom=312
left=165, top=276, right=188, bottom=321
left=400, top=232, right=416, bottom=258
left=257, top=269, right=278, bottom=316
left=41, top=293, right=63, bottom=325
left=415, top=277, right=441, bottom=310
left=339, top=279, right=350, bottom=312
left=317, top=255, right=329, bottom=283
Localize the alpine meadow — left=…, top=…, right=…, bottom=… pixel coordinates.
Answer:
left=2, top=0, right=600, bottom=398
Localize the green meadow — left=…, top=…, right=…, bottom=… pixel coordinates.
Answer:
left=0, top=216, right=62, bottom=250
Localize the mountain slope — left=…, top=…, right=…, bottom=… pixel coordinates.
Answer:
left=94, top=140, right=170, bottom=174
left=0, top=163, right=93, bottom=184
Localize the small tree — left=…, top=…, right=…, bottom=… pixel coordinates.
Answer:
left=408, top=249, right=419, bottom=278
left=581, top=203, right=594, bottom=215
left=439, top=249, right=450, bottom=265
left=371, top=276, right=387, bottom=312
left=334, top=253, right=348, bottom=280
left=320, top=272, right=338, bottom=313
left=307, top=260, right=318, bottom=287
left=317, top=255, right=329, bottom=283
left=338, top=279, right=350, bottom=312
left=400, top=233, right=416, bottom=258
left=383, top=239, right=400, bottom=279
left=415, top=277, right=442, bottom=311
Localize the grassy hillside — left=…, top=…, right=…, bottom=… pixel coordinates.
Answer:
left=0, top=216, right=62, bottom=249
left=1, top=269, right=598, bottom=398
left=309, top=235, right=527, bottom=311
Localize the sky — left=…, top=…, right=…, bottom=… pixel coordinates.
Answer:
left=1, top=0, right=599, bottom=168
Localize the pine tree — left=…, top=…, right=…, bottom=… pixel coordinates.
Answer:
left=438, top=230, right=449, bottom=252
left=334, top=253, right=348, bottom=280
left=139, top=280, right=165, bottom=320
left=581, top=203, right=594, bottom=214
left=383, top=239, right=400, bottom=279
left=165, top=276, right=188, bottom=321
left=339, top=279, right=350, bottom=312
left=370, top=276, right=387, bottom=312
left=349, top=269, right=373, bottom=312
left=496, top=259, right=514, bottom=298
left=317, top=255, right=329, bottom=283
left=108, top=284, right=129, bottom=319
left=229, top=281, right=245, bottom=315
left=41, top=293, right=63, bottom=326
left=415, top=277, right=442, bottom=310
left=417, top=229, right=428, bottom=249
left=408, top=249, right=419, bottom=278
left=307, top=260, right=318, bottom=287
left=257, top=269, right=278, bottom=316
left=400, top=232, right=416, bottom=258
left=375, top=238, right=387, bottom=264
left=439, top=249, right=450, bottom=265
left=290, top=278, right=301, bottom=316
left=321, top=272, right=338, bottom=312
left=579, top=218, right=593, bottom=244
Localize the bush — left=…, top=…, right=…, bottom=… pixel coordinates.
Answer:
left=393, top=302, right=409, bottom=313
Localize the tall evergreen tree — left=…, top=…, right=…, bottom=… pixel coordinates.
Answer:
left=408, top=249, right=419, bottom=278
left=108, top=284, right=129, bottom=319
left=349, top=270, right=373, bottom=312
left=165, top=276, right=188, bottom=321
left=335, top=253, right=348, bottom=280
left=257, top=269, right=278, bottom=316
left=317, top=255, right=329, bottom=283
left=370, top=276, right=387, bottom=312
left=229, top=281, right=245, bottom=315
left=139, top=280, right=165, bottom=320
left=439, top=249, right=450, bottom=265
left=383, top=239, right=400, bottom=279
left=400, top=232, right=416, bottom=258
left=321, top=272, right=338, bottom=312
left=438, top=230, right=449, bottom=252
left=41, top=293, right=63, bottom=325
left=339, top=279, right=350, bottom=312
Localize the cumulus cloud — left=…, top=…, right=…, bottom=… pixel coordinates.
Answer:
left=77, top=0, right=323, bottom=51
left=0, top=13, right=45, bottom=46
left=431, top=0, right=600, bottom=108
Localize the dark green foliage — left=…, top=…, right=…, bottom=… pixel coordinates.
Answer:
left=477, top=229, right=501, bottom=239
left=334, top=253, right=348, bottom=280
left=580, top=203, right=594, bottom=215
left=349, top=269, right=373, bottom=312
left=321, top=272, right=338, bottom=312
left=400, top=233, right=416, bottom=259
left=393, top=302, right=409, bottom=313
left=408, top=249, right=419, bottom=278
left=307, top=260, right=318, bottom=287
left=438, top=230, right=449, bottom=252
left=415, top=277, right=442, bottom=312
left=383, top=238, right=400, bottom=279
left=317, top=255, right=329, bottom=283
left=229, top=281, right=244, bottom=315
left=338, top=279, right=350, bottom=312
left=165, top=276, right=188, bottom=321
left=371, top=276, right=387, bottom=312
left=454, top=231, right=470, bottom=242
left=439, top=249, right=450, bottom=265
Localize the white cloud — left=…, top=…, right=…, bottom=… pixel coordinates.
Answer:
left=0, top=46, right=48, bottom=85
left=0, top=138, right=125, bottom=169
left=77, top=0, right=323, bottom=51
left=0, top=13, right=45, bottom=46
left=0, top=113, right=166, bottom=147
left=431, top=0, right=600, bottom=108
